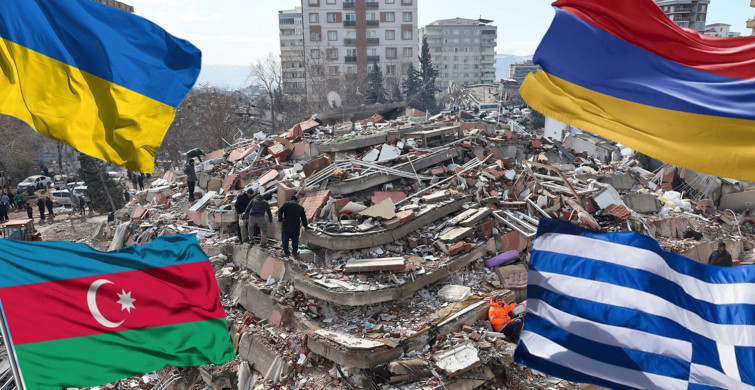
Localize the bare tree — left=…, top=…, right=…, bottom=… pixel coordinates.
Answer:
left=0, top=115, right=46, bottom=188
left=250, top=53, right=282, bottom=133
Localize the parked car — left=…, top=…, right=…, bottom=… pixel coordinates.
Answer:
left=50, top=190, right=72, bottom=206
left=17, top=175, right=51, bottom=193
left=72, top=185, right=88, bottom=198
left=66, top=182, right=85, bottom=192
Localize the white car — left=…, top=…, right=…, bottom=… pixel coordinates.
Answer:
left=66, top=182, right=85, bottom=192
left=50, top=190, right=73, bottom=206
left=72, top=186, right=88, bottom=198
left=17, top=175, right=51, bottom=192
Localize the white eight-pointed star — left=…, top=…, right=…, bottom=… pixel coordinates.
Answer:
left=116, top=289, right=136, bottom=313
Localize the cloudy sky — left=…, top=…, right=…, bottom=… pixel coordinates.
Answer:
left=126, top=0, right=753, bottom=66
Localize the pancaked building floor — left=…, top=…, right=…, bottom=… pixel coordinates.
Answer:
left=44, top=109, right=755, bottom=390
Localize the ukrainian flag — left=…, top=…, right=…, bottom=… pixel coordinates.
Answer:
left=522, top=0, right=755, bottom=181
left=0, top=0, right=201, bottom=173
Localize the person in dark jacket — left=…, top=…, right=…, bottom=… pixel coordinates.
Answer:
left=708, top=242, right=733, bottom=267
left=137, top=173, right=145, bottom=191
left=235, top=188, right=254, bottom=243
left=79, top=195, right=86, bottom=216
left=243, top=193, right=272, bottom=247
left=45, top=196, right=54, bottom=220
left=130, top=171, right=138, bottom=190
left=183, top=159, right=197, bottom=202
left=277, top=195, right=309, bottom=257
left=0, top=201, right=7, bottom=222
left=25, top=203, right=33, bottom=220
left=37, top=197, right=45, bottom=221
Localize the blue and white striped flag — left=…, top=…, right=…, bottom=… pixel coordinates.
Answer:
left=514, top=218, right=755, bottom=390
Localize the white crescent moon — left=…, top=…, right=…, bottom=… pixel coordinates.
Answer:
left=87, top=279, right=124, bottom=328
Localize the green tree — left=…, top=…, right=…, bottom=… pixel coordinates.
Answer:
left=418, top=36, right=439, bottom=113
left=402, top=63, right=422, bottom=109
left=390, top=81, right=403, bottom=102
left=366, top=63, right=386, bottom=104
left=77, top=155, right=125, bottom=213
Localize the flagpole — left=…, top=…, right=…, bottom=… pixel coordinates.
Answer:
left=0, top=300, right=25, bottom=390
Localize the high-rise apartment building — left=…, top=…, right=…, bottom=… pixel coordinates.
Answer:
left=279, top=8, right=306, bottom=96
left=419, top=18, right=497, bottom=90
left=300, top=0, right=418, bottom=102
left=93, top=0, right=134, bottom=12
left=654, top=0, right=709, bottom=31
left=509, top=60, right=539, bottom=84
left=749, top=0, right=755, bottom=36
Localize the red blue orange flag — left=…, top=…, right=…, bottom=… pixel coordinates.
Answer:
left=0, top=0, right=201, bottom=173
left=520, top=0, right=755, bottom=181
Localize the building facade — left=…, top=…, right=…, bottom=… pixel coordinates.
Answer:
left=655, top=0, right=709, bottom=31
left=749, top=0, right=755, bottom=36
left=703, top=23, right=741, bottom=37
left=419, top=18, right=497, bottom=90
left=93, top=0, right=134, bottom=12
left=300, top=0, right=418, bottom=103
left=279, top=8, right=307, bottom=96
left=509, top=60, right=539, bottom=84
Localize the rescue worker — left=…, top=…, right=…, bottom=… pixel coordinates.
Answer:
left=243, top=192, right=272, bottom=248
left=708, top=242, right=733, bottom=267
left=489, top=297, right=523, bottom=342
left=277, top=195, right=308, bottom=258
left=234, top=188, right=254, bottom=243
left=37, top=197, right=45, bottom=221
left=183, top=159, right=197, bottom=202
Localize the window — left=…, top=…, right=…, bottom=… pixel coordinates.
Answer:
left=346, top=48, right=357, bottom=59
left=328, top=31, right=338, bottom=40
left=310, top=49, right=321, bottom=59
left=464, top=30, right=470, bottom=35
left=386, top=47, right=397, bottom=58
left=386, top=65, right=396, bottom=75
left=403, top=47, right=412, bottom=57
left=329, top=66, right=339, bottom=75
left=327, top=13, right=339, bottom=22
left=367, top=48, right=378, bottom=56
left=385, top=30, right=395, bottom=40
left=327, top=48, right=338, bottom=59
left=401, top=0, right=412, bottom=4
left=345, top=13, right=356, bottom=21
left=309, top=13, right=319, bottom=23
left=310, top=31, right=321, bottom=41
left=308, top=0, right=319, bottom=4
left=386, top=0, right=395, bottom=3
left=385, top=12, right=395, bottom=22
left=326, top=0, right=336, bottom=3
left=346, top=31, right=356, bottom=38
left=367, top=13, right=377, bottom=20
left=402, top=29, right=412, bottom=39
left=402, top=12, right=412, bottom=22
left=346, top=66, right=356, bottom=74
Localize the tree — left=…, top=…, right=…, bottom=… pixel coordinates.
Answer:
left=418, top=35, right=439, bottom=113
left=390, top=81, right=403, bottom=102
left=366, top=63, right=386, bottom=104
left=78, top=154, right=125, bottom=213
left=402, top=63, right=422, bottom=109
left=0, top=115, right=46, bottom=190
left=528, top=109, right=546, bottom=130
left=250, top=53, right=282, bottom=132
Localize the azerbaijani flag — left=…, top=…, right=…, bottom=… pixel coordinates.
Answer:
left=521, top=0, right=755, bottom=181
left=0, top=0, right=201, bottom=173
left=0, top=235, right=233, bottom=389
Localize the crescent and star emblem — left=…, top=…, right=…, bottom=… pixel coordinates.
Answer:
left=86, top=279, right=136, bottom=328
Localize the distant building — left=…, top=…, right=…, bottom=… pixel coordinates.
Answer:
left=279, top=7, right=306, bottom=96
left=509, top=60, right=539, bottom=84
left=419, top=17, right=497, bottom=89
left=300, top=0, right=419, bottom=102
left=703, top=23, right=741, bottom=37
left=654, top=0, right=709, bottom=32
left=749, top=1, right=755, bottom=36
left=92, top=0, right=134, bottom=12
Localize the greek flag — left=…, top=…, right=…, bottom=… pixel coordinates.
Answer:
left=514, top=218, right=755, bottom=390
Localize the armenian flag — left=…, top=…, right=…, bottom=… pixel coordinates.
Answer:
left=0, top=235, right=233, bottom=389
left=0, top=0, right=201, bottom=173
left=520, top=0, right=755, bottom=181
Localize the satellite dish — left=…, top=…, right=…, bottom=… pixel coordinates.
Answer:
left=327, top=91, right=342, bottom=108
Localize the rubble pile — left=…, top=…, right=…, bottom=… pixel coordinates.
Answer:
left=70, top=110, right=755, bottom=389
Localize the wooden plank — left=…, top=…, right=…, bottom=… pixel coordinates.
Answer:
left=344, top=257, right=406, bottom=273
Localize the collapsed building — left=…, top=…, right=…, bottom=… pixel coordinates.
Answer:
left=49, top=108, right=755, bottom=389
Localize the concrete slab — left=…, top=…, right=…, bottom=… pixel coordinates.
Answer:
left=622, top=193, right=661, bottom=214
left=434, top=344, right=481, bottom=378
left=359, top=198, right=397, bottom=220
left=344, top=257, right=406, bottom=273
left=441, top=227, right=473, bottom=243
left=459, top=208, right=492, bottom=227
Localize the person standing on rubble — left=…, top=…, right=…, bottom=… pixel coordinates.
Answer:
left=708, top=242, right=733, bottom=267
left=130, top=171, right=138, bottom=190
left=45, top=196, right=54, bottom=220
left=243, top=192, right=272, bottom=248
left=277, top=195, right=308, bottom=258
left=0, top=200, right=7, bottom=222
left=36, top=196, right=45, bottom=221
left=183, top=159, right=197, bottom=202
left=235, top=188, right=254, bottom=243
left=25, top=203, right=33, bottom=220
left=137, top=173, right=145, bottom=191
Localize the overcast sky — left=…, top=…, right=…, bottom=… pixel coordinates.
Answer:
left=126, top=0, right=754, bottom=66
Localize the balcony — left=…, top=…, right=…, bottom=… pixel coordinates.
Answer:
left=344, top=38, right=357, bottom=45
left=748, top=19, right=755, bottom=29
left=343, top=1, right=355, bottom=9
left=366, top=20, right=380, bottom=27
left=366, top=37, right=380, bottom=45
left=345, top=56, right=358, bottom=63
left=344, top=20, right=356, bottom=27
left=367, top=55, right=380, bottom=62
left=366, top=1, right=379, bottom=8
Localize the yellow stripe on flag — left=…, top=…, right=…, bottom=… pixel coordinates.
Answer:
left=0, top=37, right=175, bottom=172
left=520, top=70, right=755, bottom=181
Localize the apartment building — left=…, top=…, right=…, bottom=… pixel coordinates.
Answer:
left=93, top=0, right=134, bottom=12
left=509, top=60, right=539, bottom=84
left=655, top=0, right=709, bottom=31
left=749, top=0, right=755, bottom=36
left=419, top=18, right=497, bottom=90
left=279, top=8, right=307, bottom=96
left=300, top=0, right=419, bottom=101
left=703, top=23, right=741, bottom=37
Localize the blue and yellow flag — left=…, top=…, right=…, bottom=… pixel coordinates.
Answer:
left=522, top=0, right=755, bottom=181
left=0, top=0, right=201, bottom=172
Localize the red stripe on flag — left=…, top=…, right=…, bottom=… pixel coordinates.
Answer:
left=0, top=262, right=225, bottom=345
left=554, top=0, right=755, bottom=80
